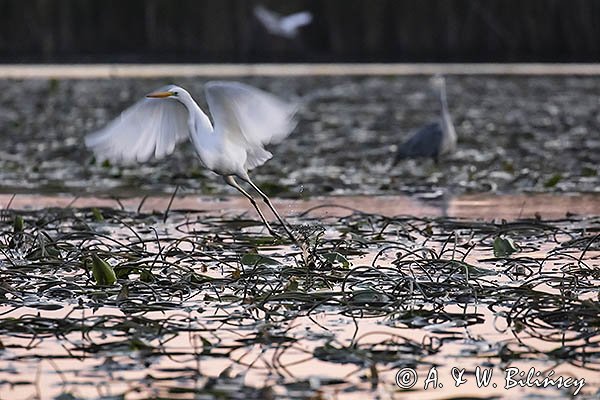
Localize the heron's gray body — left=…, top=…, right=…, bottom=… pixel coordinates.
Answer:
left=394, top=77, right=456, bottom=164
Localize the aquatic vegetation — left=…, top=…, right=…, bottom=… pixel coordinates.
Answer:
left=1, top=76, right=599, bottom=197
left=0, top=206, right=598, bottom=398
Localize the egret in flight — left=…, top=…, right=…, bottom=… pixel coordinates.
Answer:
left=393, top=75, right=457, bottom=165
left=85, top=82, right=297, bottom=240
left=253, top=5, right=313, bottom=39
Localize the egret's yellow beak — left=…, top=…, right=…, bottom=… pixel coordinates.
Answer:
left=146, top=91, right=174, bottom=98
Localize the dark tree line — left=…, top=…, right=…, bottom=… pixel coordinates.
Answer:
left=0, top=0, right=599, bottom=62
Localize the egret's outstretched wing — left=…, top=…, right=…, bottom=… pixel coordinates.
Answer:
left=85, top=88, right=189, bottom=163
left=280, top=11, right=312, bottom=33
left=204, top=81, right=297, bottom=169
left=253, top=5, right=282, bottom=34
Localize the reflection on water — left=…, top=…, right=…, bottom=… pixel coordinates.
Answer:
left=2, top=192, right=599, bottom=219
left=0, top=197, right=599, bottom=399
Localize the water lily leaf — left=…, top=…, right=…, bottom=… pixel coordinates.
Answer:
left=116, top=285, right=129, bottom=301
left=54, top=393, right=77, bottom=400
left=284, top=278, right=299, bottom=292
left=91, top=254, right=117, bottom=285
left=313, top=343, right=365, bottom=365
left=140, top=269, right=155, bottom=282
left=91, top=208, right=104, bottom=222
left=186, top=273, right=215, bottom=284
left=71, top=221, right=91, bottom=231
left=241, top=253, right=281, bottom=266
left=13, top=215, right=24, bottom=232
left=322, top=252, right=350, bottom=268
left=493, top=236, right=519, bottom=257
left=350, top=233, right=368, bottom=244
left=128, top=338, right=153, bottom=351
left=350, top=289, right=391, bottom=305
left=544, top=174, right=562, bottom=188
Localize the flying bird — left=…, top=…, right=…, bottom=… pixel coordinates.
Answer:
left=253, top=5, right=313, bottom=39
left=85, top=82, right=297, bottom=240
left=393, top=75, right=457, bottom=165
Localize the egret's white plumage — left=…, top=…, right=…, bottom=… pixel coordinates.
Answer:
left=84, top=86, right=190, bottom=163
left=203, top=82, right=297, bottom=173
left=85, top=81, right=298, bottom=239
left=253, top=5, right=313, bottom=39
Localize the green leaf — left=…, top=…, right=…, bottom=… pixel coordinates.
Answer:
left=350, top=289, right=391, bottom=304
left=128, top=338, right=153, bottom=351
left=544, top=174, right=562, bottom=188
left=241, top=253, right=281, bottom=266
left=284, top=278, right=299, bottom=292
left=91, top=208, right=104, bottom=222
left=91, top=254, right=117, bottom=285
left=581, top=167, right=597, bottom=177
left=140, top=269, right=155, bottom=282
left=322, top=252, right=350, bottom=268
left=493, top=236, right=520, bottom=257
left=116, top=285, right=129, bottom=302
left=13, top=215, right=24, bottom=233
left=186, top=272, right=215, bottom=284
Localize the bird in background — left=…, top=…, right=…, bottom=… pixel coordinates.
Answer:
left=392, top=75, right=457, bottom=165
left=85, top=82, right=298, bottom=241
left=253, top=5, right=313, bottom=39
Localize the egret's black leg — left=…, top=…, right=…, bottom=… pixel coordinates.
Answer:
left=224, top=176, right=280, bottom=238
left=241, top=177, right=296, bottom=242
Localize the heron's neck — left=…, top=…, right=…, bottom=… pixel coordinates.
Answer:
left=438, top=83, right=449, bottom=115
left=437, top=83, right=456, bottom=148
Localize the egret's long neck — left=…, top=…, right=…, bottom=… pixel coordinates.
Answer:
left=178, top=94, right=215, bottom=150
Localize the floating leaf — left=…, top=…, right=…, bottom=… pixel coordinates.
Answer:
left=116, top=285, right=129, bottom=302
left=91, top=208, right=104, bottom=222
left=91, top=254, right=117, bottom=285
left=55, top=393, right=77, bottom=400
left=140, top=269, right=155, bottom=282
left=322, top=252, right=350, bottom=268
left=71, top=221, right=91, bottom=231
left=581, top=166, right=597, bottom=177
left=284, top=278, right=299, bottom=292
left=241, top=253, right=281, bottom=266
left=493, top=236, right=520, bottom=257
left=186, top=272, right=215, bottom=284
left=13, top=215, right=24, bottom=233
left=128, top=338, right=153, bottom=351
left=48, top=78, right=60, bottom=93
left=544, top=174, right=562, bottom=188
left=350, top=289, right=391, bottom=305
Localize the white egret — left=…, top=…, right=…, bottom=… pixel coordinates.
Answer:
left=393, top=75, right=457, bottom=165
left=85, top=82, right=298, bottom=240
left=253, top=5, right=313, bottom=39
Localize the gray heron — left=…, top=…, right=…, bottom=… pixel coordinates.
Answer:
left=393, top=75, right=457, bottom=165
